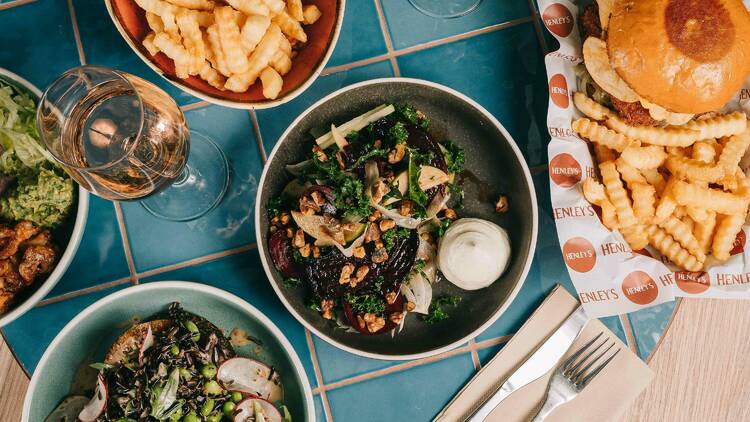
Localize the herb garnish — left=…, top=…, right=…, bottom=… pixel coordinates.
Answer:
left=267, top=197, right=283, bottom=219
left=422, top=295, right=462, bottom=324
left=388, top=121, right=409, bottom=144
left=442, top=140, right=465, bottom=174
left=345, top=292, right=386, bottom=315
left=396, top=104, right=429, bottom=129
left=283, top=277, right=302, bottom=288
left=436, top=219, right=453, bottom=237
left=312, top=157, right=371, bottom=218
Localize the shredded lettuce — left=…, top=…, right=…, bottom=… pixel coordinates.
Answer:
left=574, top=64, right=611, bottom=107
left=0, top=81, right=74, bottom=227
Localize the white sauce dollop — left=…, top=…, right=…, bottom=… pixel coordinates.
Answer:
left=437, top=218, right=511, bottom=290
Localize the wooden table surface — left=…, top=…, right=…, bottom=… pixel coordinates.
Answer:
left=3, top=298, right=749, bottom=421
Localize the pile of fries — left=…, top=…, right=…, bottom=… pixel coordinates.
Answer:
left=134, top=0, right=322, bottom=99
left=573, top=92, right=750, bottom=271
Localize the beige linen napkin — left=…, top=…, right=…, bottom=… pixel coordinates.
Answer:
left=435, top=285, right=653, bottom=422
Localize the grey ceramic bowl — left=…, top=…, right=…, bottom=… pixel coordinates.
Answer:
left=22, top=282, right=314, bottom=422
left=255, top=78, right=538, bottom=360
left=0, top=68, right=89, bottom=328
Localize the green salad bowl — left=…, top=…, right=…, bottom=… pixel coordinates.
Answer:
left=0, top=68, right=89, bottom=328
left=22, top=281, right=314, bottom=422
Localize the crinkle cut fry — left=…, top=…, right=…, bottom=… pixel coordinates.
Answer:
left=599, top=161, right=637, bottom=227
left=647, top=225, right=703, bottom=271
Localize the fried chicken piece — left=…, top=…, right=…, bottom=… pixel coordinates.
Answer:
left=19, top=245, right=56, bottom=284
left=0, top=260, right=24, bottom=313
left=610, top=96, right=658, bottom=126
left=0, top=221, right=40, bottom=259
left=580, top=3, right=602, bottom=40
left=24, top=230, right=52, bottom=248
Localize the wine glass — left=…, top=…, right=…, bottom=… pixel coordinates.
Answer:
left=408, top=0, right=483, bottom=18
left=37, top=65, right=229, bottom=221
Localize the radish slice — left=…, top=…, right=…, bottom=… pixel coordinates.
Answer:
left=78, top=374, right=107, bottom=422
left=44, top=395, right=88, bottom=422
left=233, top=398, right=282, bottom=422
left=138, top=325, right=154, bottom=367
left=218, top=357, right=283, bottom=402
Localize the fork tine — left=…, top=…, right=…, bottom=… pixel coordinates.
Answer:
left=561, top=332, right=603, bottom=372
left=565, top=336, right=608, bottom=377
left=570, top=341, right=615, bottom=383
left=576, top=348, right=621, bottom=388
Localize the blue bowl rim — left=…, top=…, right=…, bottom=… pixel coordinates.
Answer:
left=21, top=280, right=315, bottom=422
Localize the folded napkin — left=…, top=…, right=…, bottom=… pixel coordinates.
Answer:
left=435, top=285, right=653, bottom=422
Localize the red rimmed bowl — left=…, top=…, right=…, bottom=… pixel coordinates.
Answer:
left=104, top=0, right=345, bottom=109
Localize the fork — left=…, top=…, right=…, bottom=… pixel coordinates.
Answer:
left=529, top=332, right=621, bottom=422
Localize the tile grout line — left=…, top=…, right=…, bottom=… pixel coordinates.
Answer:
left=468, top=339, right=481, bottom=370
left=305, top=329, right=333, bottom=422
left=619, top=313, right=639, bottom=355
left=180, top=100, right=210, bottom=112
left=526, top=0, right=550, bottom=55
left=0, top=0, right=35, bottom=11
left=137, top=243, right=257, bottom=279
left=33, top=243, right=258, bottom=307
left=249, top=109, right=267, bottom=163
left=372, top=0, right=400, bottom=76
left=311, top=335, right=512, bottom=395
left=36, top=277, right=132, bottom=307
left=66, top=0, right=86, bottom=65
left=113, top=202, right=139, bottom=284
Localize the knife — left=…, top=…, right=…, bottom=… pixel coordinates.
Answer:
left=464, top=305, right=588, bottom=422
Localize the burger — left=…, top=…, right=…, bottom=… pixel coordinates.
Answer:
left=577, top=0, right=750, bottom=126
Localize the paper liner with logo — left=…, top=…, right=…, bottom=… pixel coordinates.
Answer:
left=538, top=0, right=750, bottom=317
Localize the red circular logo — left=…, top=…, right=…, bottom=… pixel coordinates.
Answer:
left=622, top=271, right=659, bottom=305
left=562, top=237, right=597, bottom=272
left=675, top=271, right=710, bottom=294
left=549, top=74, right=570, bottom=109
left=730, top=229, right=746, bottom=256
left=542, top=3, right=575, bottom=37
left=549, top=153, right=582, bottom=187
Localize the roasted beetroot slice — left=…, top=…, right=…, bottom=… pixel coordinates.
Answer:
left=268, top=229, right=302, bottom=278
left=381, top=230, right=419, bottom=291
left=343, top=293, right=404, bottom=335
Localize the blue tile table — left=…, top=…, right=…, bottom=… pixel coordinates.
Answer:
left=0, top=0, right=676, bottom=421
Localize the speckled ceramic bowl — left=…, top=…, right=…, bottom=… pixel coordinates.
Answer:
left=255, top=78, right=538, bottom=360
left=104, top=0, right=345, bottom=109
left=0, top=68, right=88, bottom=328
left=22, top=281, right=314, bottom=422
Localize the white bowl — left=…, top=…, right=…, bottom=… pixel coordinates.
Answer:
left=0, top=68, right=89, bottom=328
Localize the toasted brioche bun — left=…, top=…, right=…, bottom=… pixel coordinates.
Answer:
left=104, top=319, right=172, bottom=365
left=607, top=0, right=750, bottom=114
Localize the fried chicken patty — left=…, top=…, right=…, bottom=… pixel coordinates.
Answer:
left=580, top=3, right=602, bottom=40
left=610, top=96, right=658, bottom=126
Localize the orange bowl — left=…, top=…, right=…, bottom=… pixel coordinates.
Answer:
left=104, top=0, right=344, bottom=109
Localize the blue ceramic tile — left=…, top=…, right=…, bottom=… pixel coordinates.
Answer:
left=381, top=0, right=532, bottom=49
left=599, top=315, right=627, bottom=345
left=48, top=196, right=130, bottom=297
left=327, top=353, right=475, bottom=421
left=256, top=60, right=394, bottom=154
left=0, top=0, right=81, bottom=89
left=313, top=394, right=327, bottom=422
left=397, top=23, right=550, bottom=167
left=477, top=342, right=505, bottom=367
left=326, top=0, right=387, bottom=67
left=72, top=0, right=198, bottom=106
left=627, top=300, right=677, bottom=360
left=313, top=336, right=403, bottom=384
left=2, top=283, right=129, bottom=374
left=140, top=250, right=319, bottom=387
left=121, top=105, right=263, bottom=272
left=476, top=171, right=573, bottom=341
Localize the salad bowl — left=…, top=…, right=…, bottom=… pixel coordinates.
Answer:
left=22, top=281, right=314, bottom=422
left=255, top=78, right=538, bottom=359
left=0, top=67, right=89, bottom=328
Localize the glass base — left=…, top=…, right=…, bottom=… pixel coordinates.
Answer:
left=141, top=131, right=230, bottom=221
left=408, top=0, right=483, bottom=18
